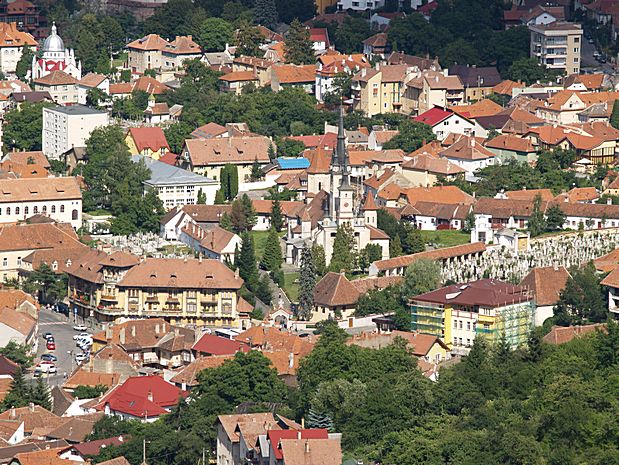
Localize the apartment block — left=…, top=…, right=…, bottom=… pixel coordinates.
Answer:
left=529, top=21, right=583, bottom=75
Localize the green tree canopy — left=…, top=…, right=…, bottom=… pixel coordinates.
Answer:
left=382, top=121, right=436, bottom=153
left=197, top=18, right=234, bottom=52
left=328, top=223, right=357, bottom=273
left=284, top=19, right=316, bottom=65
left=3, top=102, right=51, bottom=152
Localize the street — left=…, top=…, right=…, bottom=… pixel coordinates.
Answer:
left=35, top=308, right=88, bottom=386
left=581, top=33, right=615, bottom=73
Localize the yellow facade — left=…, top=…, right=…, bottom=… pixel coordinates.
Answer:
left=425, top=339, right=449, bottom=363
left=124, top=133, right=168, bottom=160
left=315, top=0, right=337, bottom=13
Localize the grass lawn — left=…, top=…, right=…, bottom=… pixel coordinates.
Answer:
left=250, top=230, right=271, bottom=259
left=420, top=230, right=471, bottom=248
left=282, top=272, right=299, bottom=302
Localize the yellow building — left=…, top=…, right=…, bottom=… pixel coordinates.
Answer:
left=410, top=279, right=535, bottom=355
left=351, top=65, right=410, bottom=117
left=315, top=0, right=337, bottom=14
left=124, top=127, right=171, bottom=160
left=67, top=251, right=250, bottom=329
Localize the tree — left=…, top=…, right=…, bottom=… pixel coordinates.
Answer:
left=0, top=342, right=32, bottom=369
left=16, top=45, right=34, bottom=80
left=164, top=122, right=192, bottom=154
left=73, top=384, right=108, bottom=399
left=3, top=102, right=50, bottom=152
left=30, top=378, right=51, bottom=411
left=250, top=158, right=263, bottom=182
left=298, top=244, right=317, bottom=319
left=401, top=258, right=441, bottom=299
left=390, top=234, right=403, bottom=257
left=333, top=17, right=372, bottom=54
left=284, top=19, right=315, bottom=65
left=611, top=100, right=619, bottom=130
left=270, top=198, right=284, bottom=232
left=329, top=223, right=357, bottom=273
left=255, top=273, right=273, bottom=305
left=254, top=0, right=278, bottom=29
left=197, top=189, right=207, bottom=204
left=23, top=263, right=67, bottom=304
left=506, top=57, right=553, bottom=85
left=214, top=189, right=225, bottom=204
left=528, top=194, right=546, bottom=237
left=545, top=205, right=566, bottom=232
left=220, top=164, right=239, bottom=201
left=235, top=20, right=263, bottom=57
left=275, top=0, right=315, bottom=23
left=261, top=227, right=283, bottom=273
left=1, top=367, right=29, bottom=409
left=276, top=138, right=306, bottom=157
left=230, top=198, right=247, bottom=233
left=382, top=120, right=436, bottom=153
left=143, top=0, right=205, bottom=38
left=242, top=194, right=257, bottom=230
left=554, top=261, right=608, bottom=325
left=311, top=244, right=327, bottom=277
left=197, top=18, right=234, bottom=52
left=323, top=73, right=352, bottom=105
left=220, top=212, right=232, bottom=230
left=403, top=228, right=424, bottom=254
left=359, top=243, right=382, bottom=272
left=237, top=232, right=259, bottom=288
left=356, top=284, right=404, bottom=317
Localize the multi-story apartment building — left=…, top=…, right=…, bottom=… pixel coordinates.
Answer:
left=337, top=0, right=384, bottom=11
left=0, top=177, right=82, bottom=229
left=42, top=105, right=108, bottom=160
left=529, top=21, right=583, bottom=75
left=351, top=64, right=413, bottom=116
left=409, top=279, right=535, bottom=354
left=67, top=254, right=247, bottom=328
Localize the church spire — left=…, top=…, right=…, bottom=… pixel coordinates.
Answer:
left=337, top=105, right=353, bottom=190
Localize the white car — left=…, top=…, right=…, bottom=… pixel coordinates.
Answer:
left=36, top=362, right=57, bottom=374
left=73, top=332, right=91, bottom=340
left=73, top=325, right=87, bottom=331
left=75, top=353, right=88, bottom=363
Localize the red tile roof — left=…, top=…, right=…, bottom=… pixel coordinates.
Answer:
left=413, top=107, right=453, bottom=126
left=191, top=334, right=249, bottom=355
left=268, top=429, right=329, bottom=460
left=519, top=266, right=570, bottom=307
left=127, top=127, right=170, bottom=153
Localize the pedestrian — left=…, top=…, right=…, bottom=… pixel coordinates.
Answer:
left=63, top=372, right=67, bottom=379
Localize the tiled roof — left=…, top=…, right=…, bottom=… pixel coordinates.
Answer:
left=0, top=222, right=82, bottom=255
left=362, top=32, right=388, bottom=47
left=272, top=64, right=315, bottom=84
left=504, top=188, right=554, bottom=202
left=520, top=266, right=569, bottom=307
left=492, top=79, right=524, bottom=96
left=3, top=150, right=49, bottom=168
left=180, top=204, right=232, bottom=223
left=46, top=413, right=104, bottom=442
left=441, top=136, right=495, bottom=161
left=371, top=129, right=399, bottom=144
left=288, top=133, right=337, bottom=150
left=132, top=76, right=169, bottom=95
left=413, top=107, right=453, bottom=126
left=91, top=318, right=194, bottom=352
left=63, top=368, right=122, bottom=390
left=451, top=99, right=503, bottom=118
left=474, top=197, right=541, bottom=218
left=78, top=72, right=107, bottom=88
left=347, top=330, right=448, bottom=356
left=251, top=199, right=305, bottom=216
left=184, top=136, right=271, bottom=166
left=402, top=152, right=465, bottom=175
left=96, top=456, right=131, bottom=465
left=279, top=438, right=341, bottom=465
left=219, top=70, right=258, bottom=82
left=12, top=447, right=72, bottom=465
left=0, top=289, right=37, bottom=313
left=350, top=275, right=402, bottom=294
left=0, top=405, right=63, bottom=434
left=313, top=272, right=360, bottom=306
left=448, top=65, right=502, bottom=88
left=0, top=354, right=19, bottom=376
left=218, top=413, right=282, bottom=443
left=305, top=148, right=331, bottom=174
left=127, top=33, right=169, bottom=51
left=412, top=278, right=533, bottom=307
left=542, top=324, right=604, bottom=344
left=127, top=127, right=170, bottom=153
left=191, top=122, right=227, bottom=139
left=594, top=247, right=619, bottom=273
left=164, top=35, right=201, bottom=55
left=170, top=355, right=232, bottom=386
left=405, top=185, right=474, bottom=205
left=0, top=176, right=81, bottom=203
left=485, top=134, right=536, bottom=153
left=181, top=224, right=237, bottom=254
left=269, top=429, right=329, bottom=460
left=33, top=70, right=78, bottom=86
left=0, top=22, right=36, bottom=48
left=0, top=308, right=35, bottom=337
left=424, top=71, right=463, bottom=90
left=372, top=242, right=486, bottom=272
left=192, top=334, right=249, bottom=355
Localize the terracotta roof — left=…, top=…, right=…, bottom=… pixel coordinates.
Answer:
left=251, top=199, right=305, bottom=216
left=179, top=204, right=232, bottom=223
left=181, top=224, right=237, bottom=254
left=91, top=319, right=194, bottom=352
left=0, top=354, right=19, bottom=376
left=372, top=242, right=486, bottom=272
left=78, top=72, right=107, bottom=88
left=350, top=275, right=402, bottom=294
left=413, top=278, right=532, bottom=307
left=543, top=324, right=604, bottom=344
left=192, top=334, right=249, bottom=355
left=127, top=33, right=169, bottom=51
left=0, top=177, right=81, bottom=203
left=348, top=149, right=404, bottom=166
left=492, top=79, right=524, bottom=96
left=191, top=122, right=228, bottom=139
left=594, top=247, right=619, bottom=273
left=347, top=330, right=447, bottom=356
left=272, top=64, right=315, bottom=84
left=132, top=76, right=169, bottom=95
left=279, top=438, right=341, bottom=465
left=233, top=56, right=274, bottom=69
left=164, top=35, right=201, bottom=55
left=0, top=307, right=35, bottom=336
left=144, top=102, right=169, bottom=115
left=504, top=189, right=554, bottom=202
left=485, top=134, right=536, bottom=152
left=0, top=289, right=37, bottom=312
left=219, top=70, right=258, bottom=82
left=96, top=456, right=131, bottom=465
left=305, top=148, right=331, bottom=174
left=363, top=193, right=378, bottom=211
left=363, top=168, right=396, bottom=190
left=127, top=127, right=170, bottom=153
left=3, top=151, right=49, bottom=168
left=184, top=136, right=271, bottom=166
left=33, top=70, right=78, bottom=86
left=0, top=222, right=82, bottom=256
left=520, top=266, right=570, bottom=307
left=451, top=99, right=503, bottom=118
left=405, top=185, right=474, bottom=205
left=370, top=130, right=399, bottom=144
left=424, top=71, right=463, bottom=90
left=0, top=418, right=21, bottom=440
left=552, top=200, right=619, bottom=220
left=269, top=429, right=329, bottom=460
left=0, top=406, right=63, bottom=434
left=46, top=413, right=104, bottom=442
left=170, top=355, right=233, bottom=387
left=108, top=82, right=133, bottom=95
left=0, top=22, right=36, bottom=48
left=557, top=186, right=599, bottom=203
left=474, top=197, right=542, bottom=218
left=441, top=136, right=495, bottom=161
left=363, top=32, right=388, bottom=47
left=63, top=369, right=121, bottom=390
left=0, top=161, right=49, bottom=178
left=575, top=121, right=619, bottom=140
left=236, top=327, right=316, bottom=357
left=402, top=152, right=465, bottom=175
left=288, top=133, right=337, bottom=150
left=12, top=447, right=74, bottom=465
left=218, top=413, right=283, bottom=443
left=313, top=272, right=360, bottom=306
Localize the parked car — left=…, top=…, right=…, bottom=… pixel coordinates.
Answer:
left=43, top=332, right=53, bottom=340
left=46, top=340, right=56, bottom=350
left=75, top=353, right=88, bottom=363
left=73, top=332, right=91, bottom=340
left=36, top=362, right=57, bottom=374
left=73, top=325, right=87, bottom=331
left=77, top=341, right=92, bottom=351
left=41, top=353, right=57, bottom=362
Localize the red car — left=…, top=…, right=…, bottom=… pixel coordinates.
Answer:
left=46, top=340, right=56, bottom=350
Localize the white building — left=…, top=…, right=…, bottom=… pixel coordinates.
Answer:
left=529, top=21, right=583, bottom=75
left=131, top=155, right=219, bottom=209
left=0, top=23, right=37, bottom=76
left=337, top=0, right=384, bottom=10
left=77, top=73, right=110, bottom=105
left=0, top=177, right=83, bottom=229
left=31, top=23, right=82, bottom=81
left=42, top=105, right=109, bottom=160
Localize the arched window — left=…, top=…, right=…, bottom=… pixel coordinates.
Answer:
left=60, top=205, right=65, bottom=213
left=72, top=209, right=78, bottom=221
left=4, top=207, right=8, bottom=215
left=42, top=206, right=47, bottom=213
left=24, top=206, right=28, bottom=215
left=14, top=207, right=19, bottom=215
left=51, top=205, right=56, bottom=213
left=33, top=206, right=38, bottom=214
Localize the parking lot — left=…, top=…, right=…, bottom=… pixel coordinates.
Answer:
left=34, top=308, right=93, bottom=386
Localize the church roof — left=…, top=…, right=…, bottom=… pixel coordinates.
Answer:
left=43, top=23, right=64, bottom=53
left=33, top=70, right=78, bottom=86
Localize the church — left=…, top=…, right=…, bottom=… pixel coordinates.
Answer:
left=31, top=23, right=81, bottom=81
left=285, top=109, right=390, bottom=266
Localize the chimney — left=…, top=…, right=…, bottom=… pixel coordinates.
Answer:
left=297, top=431, right=301, bottom=439
left=28, top=402, right=34, bottom=412
left=304, top=441, right=310, bottom=454
left=147, top=389, right=153, bottom=402
left=235, top=267, right=240, bottom=279
left=155, top=323, right=160, bottom=334
left=289, top=352, right=294, bottom=368
left=131, top=325, right=136, bottom=337
left=199, top=254, right=202, bottom=263
left=119, top=327, right=126, bottom=345
left=10, top=407, right=15, bottom=419
left=105, top=325, right=112, bottom=341
left=608, top=197, right=613, bottom=205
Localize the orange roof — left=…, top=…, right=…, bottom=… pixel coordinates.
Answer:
left=109, top=82, right=133, bottom=95
left=485, top=134, right=536, bottom=152
left=519, top=266, right=570, bottom=306
left=451, top=99, right=503, bottom=118
left=0, top=22, right=36, bottom=48
left=272, top=64, right=315, bottom=84
left=219, top=70, right=258, bottom=82
left=594, top=247, right=619, bottom=273
left=164, top=35, right=201, bottom=55
left=409, top=140, right=443, bottom=158
left=601, top=265, right=619, bottom=288
left=405, top=185, right=474, bottom=205
left=543, top=324, right=604, bottom=344
left=440, top=136, right=495, bottom=161
left=79, top=72, right=107, bottom=88
left=33, top=70, right=78, bottom=86
left=505, top=188, right=554, bottom=202
left=132, top=76, right=169, bottom=94
left=306, top=148, right=331, bottom=174
left=372, top=242, right=486, bottom=272
left=492, top=79, right=524, bottom=95
left=402, top=153, right=465, bottom=175
left=127, top=33, right=169, bottom=51
left=127, top=127, right=170, bottom=153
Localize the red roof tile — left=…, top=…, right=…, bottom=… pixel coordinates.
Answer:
left=191, top=334, right=249, bottom=356
left=127, top=127, right=170, bottom=153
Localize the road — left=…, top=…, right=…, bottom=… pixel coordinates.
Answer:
left=581, top=32, right=615, bottom=73
left=35, top=309, right=89, bottom=386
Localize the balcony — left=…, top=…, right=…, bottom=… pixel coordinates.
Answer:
left=95, top=306, right=123, bottom=315
left=100, top=294, right=117, bottom=302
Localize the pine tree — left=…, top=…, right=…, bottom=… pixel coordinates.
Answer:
left=236, top=20, right=263, bottom=57
left=214, top=189, right=225, bottom=204
left=261, top=227, right=283, bottom=272
left=611, top=100, right=619, bottom=130
left=229, top=165, right=239, bottom=200
left=2, top=367, right=29, bottom=409
left=16, top=45, right=34, bottom=80
left=298, top=244, right=317, bottom=320
left=241, top=194, right=257, bottom=231
left=250, top=158, right=263, bottom=182
left=268, top=143, right=276, bottom=161
left=30, top=378, right=51, bottom=411
left=305, top=409, right=334, bottom=431
left=254, top=0, right=278, bottom=30
left=238, top=232, right=258, bottom=289
left=405, top=228, right=425, bottom=254
left=284, top=19, right=315, bottom=65
left=255, top=274, right=273, bottom=305
left=271, top=198, right=284, bottom=232
left=390, top=234, right=403, bottom=257
left=528, top=194, right=546, bottom=237
left=526, top=329, right=543, bottom=363
left=197, top=189, right=206, bottom=204
left=220, top=212, right=232, bottom=231
left=311, top=244, right=327, bottom=277
left=230, top=198, right=247, bottom=233
left=329, top=223, right=357, bottom=273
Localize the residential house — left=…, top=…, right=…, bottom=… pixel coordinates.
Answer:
left=0, top=2, right=43, bottom=39
left=370, top=12, right=405, bottom=30
left=413, top=107, right=486, bottom=141
left=485, top=134, right=538, bottom=163
left=337, top=0, right=384, bottom=11
left=131, top=155, right=219, bottom=209
left=94, top=375, right=186, bottom=423
left=219, top=71, right=259, bottom=94
left=32, top=70, right=79, bottom=105
left=440, top=135, right=496, bottom=177
left=367, top=129, right=398, bottom=150
left=124, top=127, right=170, bottom=160
left=410, top=279, right=535, bottom=354
left=401, top=146, right=465, bottom=187
left=191, top=333, right=248, bottom=357
left=159, top=204, right=232, bottom=240
left=0, top=308, right=37, bottom=354
left=347, top=330, right=450, bottom=363
left=543, top=323, right=606, bottom=345
left=0, top=177, right=82, bottom=229
left=520, top=266, right=570, bottom=326
left=315, top=53, right=369, bottom=102
left=563, top=73, right=608, bottom=92
left=529, top=21, right=583, bottom=75
left=414, top=71, right=464, bottom=114
left=179, top=136, right=271, bottom=181
left=67, top=255, right=248, bottom=328
left=504, top=4, right=565, bottom=28
left=77, top=72, right=109, bottom=105
left=448, top=65, right=502, bottom=102
left=470, top=197, right=540, bottom=244
left=309, top=28, right=330, bottom=52
left=232, top=57, right=273, bottom=87
left=126, top=33, right=169, bottom=73
left=0, top=23, right=36, bottom=76
left=0, top=405, right=64, bottom=437
left=179, top=224, right=242, bottom=262
left=170, top=355, right=232, bottom=391
left=251, top=199, right=305, bottom=231
left=362, top=32, right=389, bottom=58
left=161, top=36, right=201, bottom=70
left=270, top=64, right=315, bottom=93
left=351, top=64, right=415, bottom=116
left=42, top=105, right=108, bottom=160
left=191, top=122, right=229, bottom=139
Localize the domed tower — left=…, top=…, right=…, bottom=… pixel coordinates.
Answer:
left=32, top=22, right=82, bottom=81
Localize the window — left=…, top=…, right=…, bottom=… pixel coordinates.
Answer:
left=23, top=207, right=28, bottom=215
left=459, top=320, right=463, bottom=329
left=453, top=320, right=457, bottom=329
left=2, top=258, right=6, bottom=267
left=33, top=206, right=38, bottom=214
left=574, top=37, right=579, bottom=43
left=573, top=57, right=579, bottom=63
left=466, top=321, right=471, bottom=330
left=5, top=207, right=9, bottom=215
left=17, top=257, right=21, bottom=266
left=51, top=205, right=56, bottom=213
left=72, top=209, right=78, bottom=221
left=42, top=205, right=46, bottom=213
left=60, top=205, right=65, bottom=213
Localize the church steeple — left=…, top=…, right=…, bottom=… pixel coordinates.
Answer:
left=336, top=105, right=353, bottom=191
